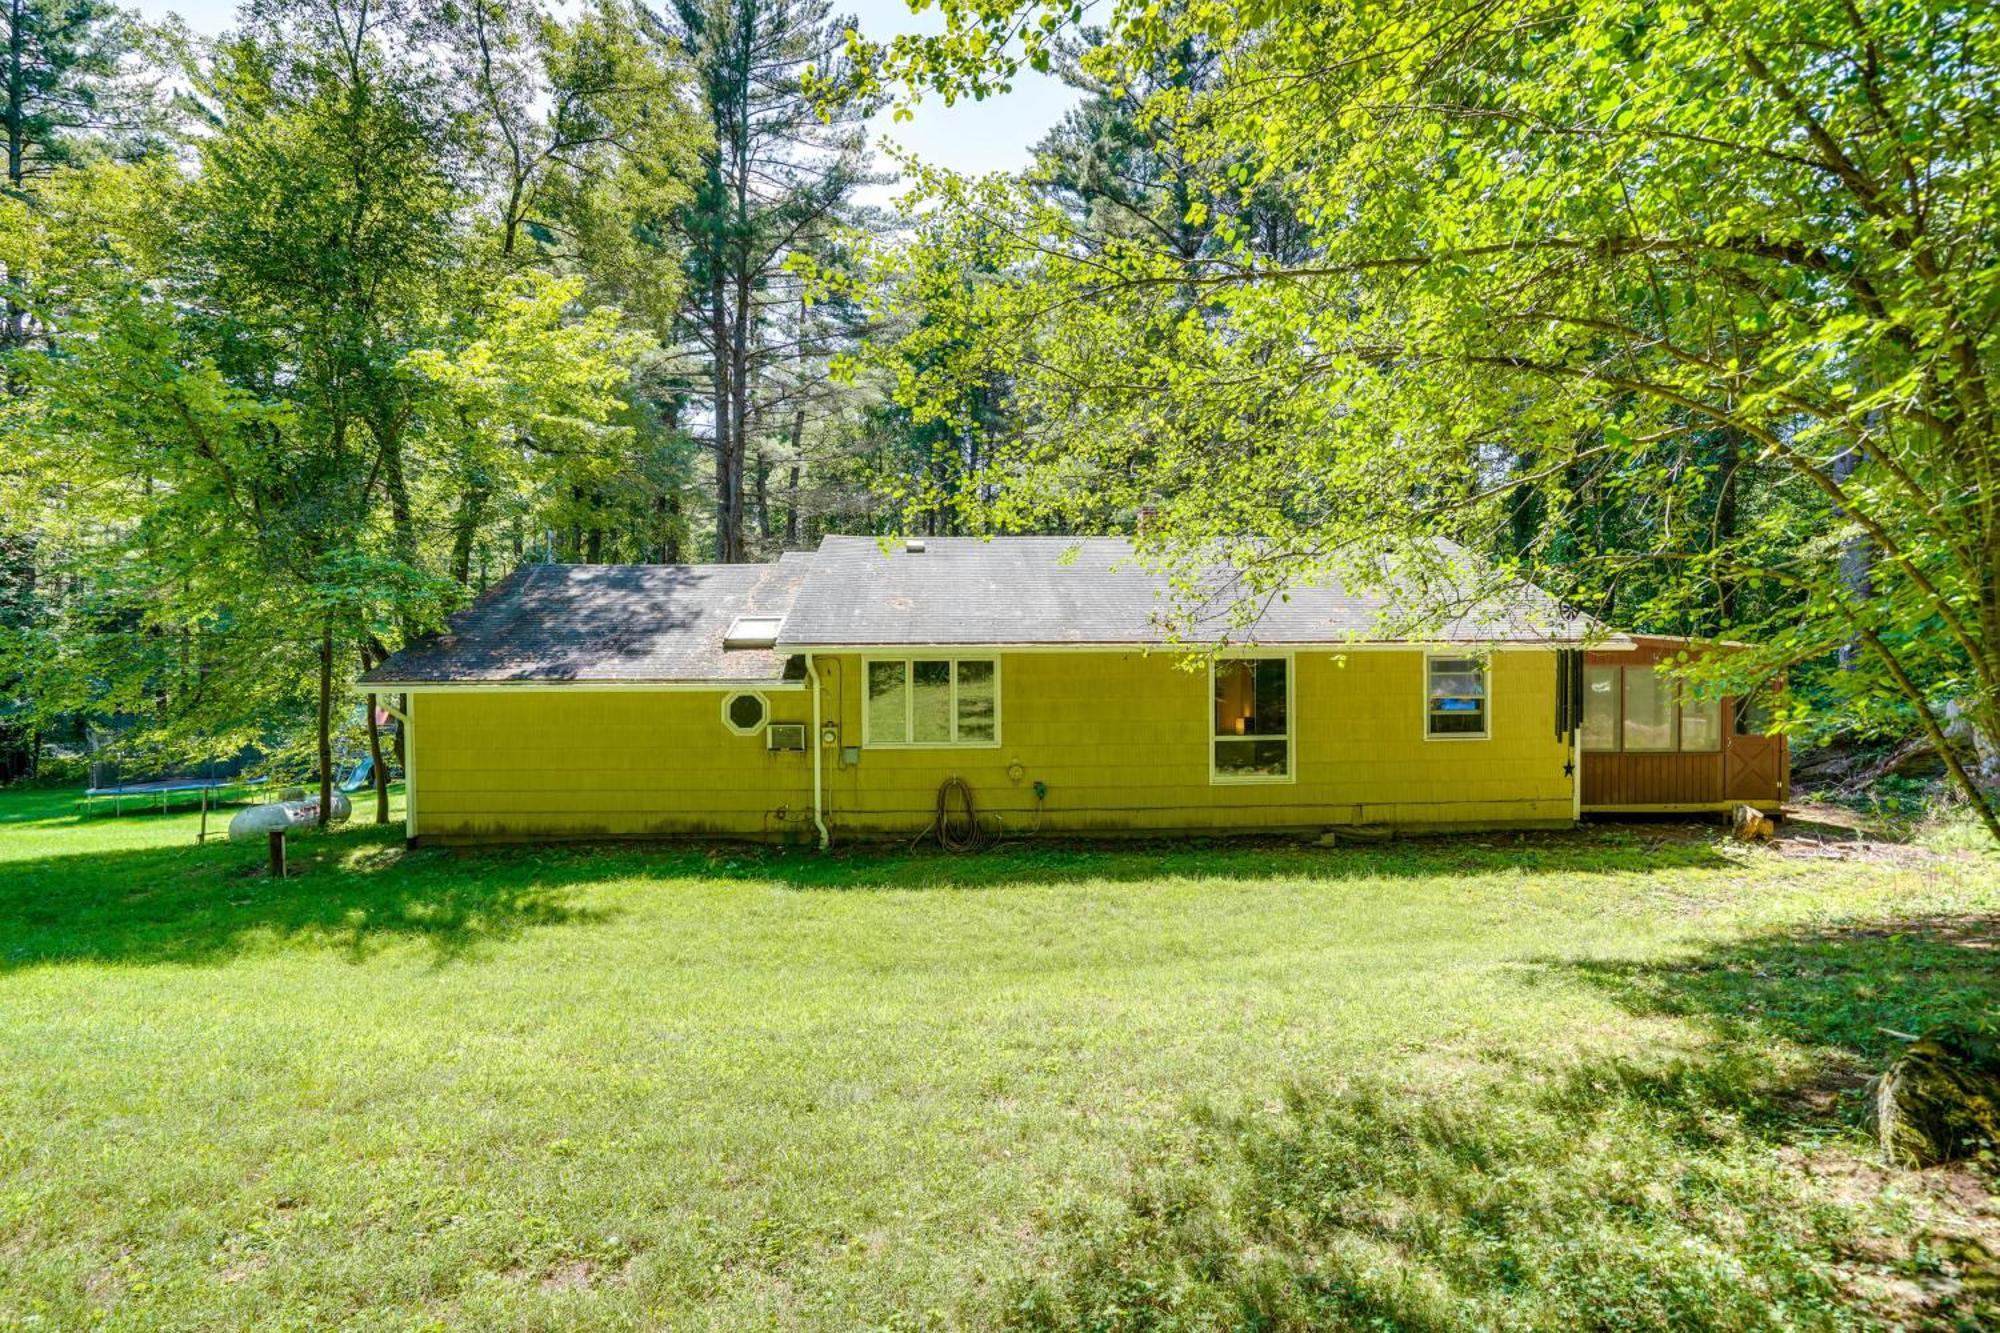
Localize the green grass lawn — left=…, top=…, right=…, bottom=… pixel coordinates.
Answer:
left=1, top=787, right=1995, bottom=1330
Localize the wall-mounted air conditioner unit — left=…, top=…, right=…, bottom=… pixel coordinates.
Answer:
left=766, top=723, right=807, bottom=752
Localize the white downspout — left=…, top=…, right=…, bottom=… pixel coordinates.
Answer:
left=807, top=652, right=829, bottom=850
left=403, top=692, right=417, bottom=845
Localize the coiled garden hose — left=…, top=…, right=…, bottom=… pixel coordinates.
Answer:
left=918, top=775, right=987, bottom=853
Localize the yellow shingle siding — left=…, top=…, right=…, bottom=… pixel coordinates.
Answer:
left=815, top=649, right=1573, bottom=836
left=411, top=689, right=814, bottom=841
left=407, top=649, right=1575, bottom=843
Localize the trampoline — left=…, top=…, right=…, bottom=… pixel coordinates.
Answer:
left=77, top=775, right=268, bottom=818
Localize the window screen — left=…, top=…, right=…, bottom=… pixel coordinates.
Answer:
left=956, top=659, right=997, bottom=742
left=1581, top=665, right=1619, bottom=750
left=1679, top=690, right=1722, bottom=752
left=1427, top=656, right=1487, bottom=736
left=911, top=660, right=952, bottom=742
left=725, top=692, right=767, bottom=733
left=1735, top=689, right=1774, bottom=736
left=1622, top=666, right=1675, bottom=751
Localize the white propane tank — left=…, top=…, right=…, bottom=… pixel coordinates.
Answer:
left=227, top=791, right=352, bottom=840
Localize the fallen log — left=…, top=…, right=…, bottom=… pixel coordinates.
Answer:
left=1869, top=1028, right=2000, bottom=1168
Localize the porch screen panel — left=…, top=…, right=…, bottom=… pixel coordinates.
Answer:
left=1581, top=665, right=1619, bottom=750
left=1679, top=691, right=1722, bottom=752
left=1622, top=666, right=1675, bottom=751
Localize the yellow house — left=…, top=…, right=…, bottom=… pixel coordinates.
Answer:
left=363, top=537, right=1618, bottom=845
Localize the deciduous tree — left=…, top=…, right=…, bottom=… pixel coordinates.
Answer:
left=855, top=0, right=2000, bottom=841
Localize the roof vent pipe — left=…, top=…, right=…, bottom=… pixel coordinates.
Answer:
left=905, top=538, right=926, bottom=553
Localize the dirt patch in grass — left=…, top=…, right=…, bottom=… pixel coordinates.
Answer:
left=539, top=1257, right=598, bottom=1291
left=1791, top=1148, right=2000, bottom=1319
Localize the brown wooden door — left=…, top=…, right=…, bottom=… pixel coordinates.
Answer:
left=1723, top=707, right=1785, bottom=804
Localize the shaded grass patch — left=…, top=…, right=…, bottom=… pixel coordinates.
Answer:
left=1008, top=915, right=2000, bottom=1331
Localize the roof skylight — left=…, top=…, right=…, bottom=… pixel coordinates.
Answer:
left=723, top=615, right=785, bottom=649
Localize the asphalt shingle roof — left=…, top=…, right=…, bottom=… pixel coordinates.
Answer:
left=364, top=536, right=1606, bottom=685
left=362, top=554, right=810, bottom=685
left=775, top=536, right=1602, bottom=648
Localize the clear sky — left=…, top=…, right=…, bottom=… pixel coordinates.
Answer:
left=126, top=0, right=1081, bottom=182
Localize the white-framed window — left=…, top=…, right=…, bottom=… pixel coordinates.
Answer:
left=721, top=691, right=769, bottom=736
left=1425, top=654, right=1489, bottom=738
left=1210, top=653, right=1293, bottom=783
left=862, top=657, right=1000, bottom=747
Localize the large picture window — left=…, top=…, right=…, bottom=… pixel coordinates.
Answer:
left=1425, top=655, right=1489, bottom=738
left=864, top=657, right=1000, bottom=747
left=1211, top=656, right=1291, bottom=781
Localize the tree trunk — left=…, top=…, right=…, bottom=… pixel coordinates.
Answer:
left=752, top=449, right=771, bottom=542
left=381, top=427, right=417, bottom=567
left=1714, top=431, right=1741, bottom=626
left=316, top=624, right=335, bottom=830
left=785, top=406, right=805, bottom=546
left=710, top=263, right=737, bottom=561
left=1830, top=442, right=1874, bottom=670
left=4, top=0, right=28, bottom=354
left=449, top=482, right=490, bottom=586
left=726, top=261, right=753, bottom=561
left=365, top=687, right=388, bottom=825
left=658, top=491, right=681, bottom=563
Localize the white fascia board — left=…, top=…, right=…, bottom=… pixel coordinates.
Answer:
left=774, top=637, right=1629, bottom=653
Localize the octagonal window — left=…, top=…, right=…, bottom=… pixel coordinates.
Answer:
left=722, top=691, right=769, bottom=736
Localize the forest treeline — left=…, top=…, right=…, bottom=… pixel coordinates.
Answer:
left=4, top=0, right=1998, bottom=839
left=0, top=0, right=1022, bottom=794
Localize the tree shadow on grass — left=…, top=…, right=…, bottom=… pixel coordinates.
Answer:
left=714, top=825, right=1738, bottom=891
left=1, top=815, right=1739, bottom=972
left=1003, top=915, right=2000, bottom=1331
left=1564, top=913, right=2000, bottom=1086
left=0, top=823, right=618, bottom=971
